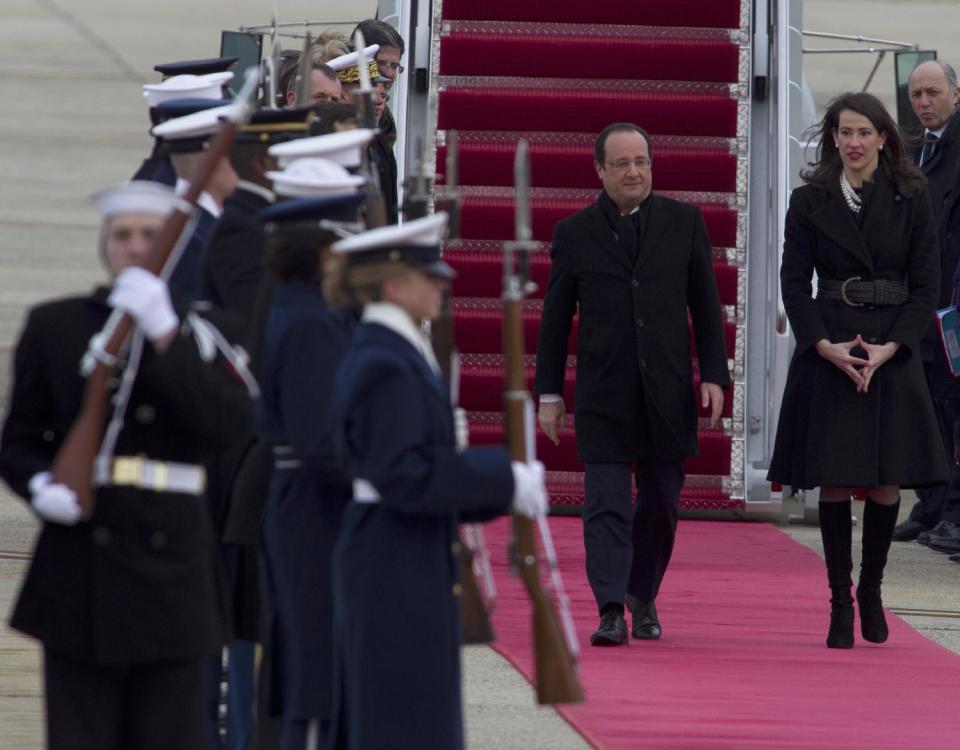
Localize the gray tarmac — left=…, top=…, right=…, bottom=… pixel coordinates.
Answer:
left=1, top=1, right=959, bottom=748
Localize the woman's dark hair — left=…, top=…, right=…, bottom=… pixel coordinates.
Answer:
left=802, top=91, right=924, bottom=195
left=352, top=19, right=405, bottom=55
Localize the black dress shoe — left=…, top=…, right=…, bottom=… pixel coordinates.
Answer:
left=631, top=600, right=662, bottom=640
left=918, top=520, right=954, bottom=546
left=590, top=610, right=628, bottom=646
left=925, top=521, right=960, bottom=553
left=949, top=552, right=960, bottom=563
left=892, top=520, right=928, bottom=542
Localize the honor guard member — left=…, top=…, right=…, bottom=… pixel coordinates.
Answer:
left=327, top=45, right=398, bottom=224
left=255, top=182, right=366, bottom=750
left=151, top=101, right=240, bottom=301
left=0, top=180, right=252, bottom=750
left=194, top=105, right=315, bottom=750
left=201, top=106, right=316, bottom=320
left=327, top=213, right=548, bottom=750
left=135, top=58, right=236, bottom=186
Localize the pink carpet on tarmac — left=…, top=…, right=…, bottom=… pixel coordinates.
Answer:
left=479, top=516, right=955, bottom=749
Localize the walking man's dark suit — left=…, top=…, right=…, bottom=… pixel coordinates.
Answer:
left=535, top=123, right=730, bottom=645
left=894, top=60, right=960, bottom=548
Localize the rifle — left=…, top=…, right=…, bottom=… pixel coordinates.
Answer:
left=502, top=138, right=583, bottom=705
left=406, top=136, right=497, bottom=644
left=441, top=130, right=461, bottom=241
left=50, top=71, right=259, bottom=519
left=352, top=30, right=388, bottom=228
left=294, top=30, right=313, bottom=106
left=263, top=13, right=281, bottom=108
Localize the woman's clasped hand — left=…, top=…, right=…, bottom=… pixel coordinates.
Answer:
left=815, top=334, right=901, bottom=393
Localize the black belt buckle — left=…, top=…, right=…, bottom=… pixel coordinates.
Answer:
left=840, top=276, right=864, bottom=307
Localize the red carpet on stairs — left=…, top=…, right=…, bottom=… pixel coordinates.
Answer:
left=478, top=517, right=958, bottom=749
left=433, top=0, right=749, bottom=509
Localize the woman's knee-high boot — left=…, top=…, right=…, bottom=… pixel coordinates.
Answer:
left=857, top=498, right=900, bottom=644
left=819, top=500, right=854, bottom=648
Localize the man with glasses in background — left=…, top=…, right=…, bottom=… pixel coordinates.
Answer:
left=535, top=122, right=730, bottom=647
left=352, top=19, right=406, bottom=224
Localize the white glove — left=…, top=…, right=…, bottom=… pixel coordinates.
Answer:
left=29, top=472, right=82, bottom=526
left=108, top=267, right=179, bottom=342
left=454, top=407, right=469, bottom=452
left=511, top=460, right=548, bottom=519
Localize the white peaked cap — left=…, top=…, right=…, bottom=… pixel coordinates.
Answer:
left=150, top=102, right=236, bottom=140
left=332, top=212, right=449, bottom=254
left=266, top=159, right=367, bottom=198
left=142, top=72, right=233, bottom=107
left=91, top=180, right=177, bottom=220
left=268, top=129, right=378, bottom=169
left=326, top=44, right=380, bottom=73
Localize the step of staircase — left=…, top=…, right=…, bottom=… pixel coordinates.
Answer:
left=449, top=186, right=742, bottom=245
left=439, top=21, right=743, bottom=83
left=432, top=0, right=749, bottom=510
left=436, top=132, right=742, bottom=193
left=437, top=77, right=743, bottom=137
left=545, top=470, right=738, bottom=510
left=439, top=0, right=743, bottom=29
left=452, top=299, right=738, bottom=358
left=455, top=354, right=736, bottom=421
left=445, top=240, right=743, bottom=306
left=466, top=412, right=733, bottom=477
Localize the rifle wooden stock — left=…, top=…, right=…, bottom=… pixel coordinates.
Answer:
left=432, top=309, right=496, bottom=645
left=502, top=290, right=584, bottom=705
left=456, top=538, right=495, bottom=644
left=50, top=121, right=241, bottom=518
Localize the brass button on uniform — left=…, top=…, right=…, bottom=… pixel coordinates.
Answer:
left=452, top=583, right=463, bottom=597
left=636, top=318, right=644, bottom=328
left=451, top=541, right=462, bottom=555
left=631, top=279, right=639, bottom=288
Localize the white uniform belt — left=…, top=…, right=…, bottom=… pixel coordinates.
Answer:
left=96, top=456, right=206, bottom=496
left=352, top=479, right=381, bottom=504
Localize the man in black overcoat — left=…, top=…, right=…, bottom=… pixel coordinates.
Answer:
left=535, top=122, right=730, bottom=645
left=894, top=60, right=960, bottom=548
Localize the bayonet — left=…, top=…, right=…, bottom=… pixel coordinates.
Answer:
left=295, top=31, right=313, bottom=106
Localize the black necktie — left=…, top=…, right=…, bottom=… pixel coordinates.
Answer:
left=920, top=133, right=939, bottom=167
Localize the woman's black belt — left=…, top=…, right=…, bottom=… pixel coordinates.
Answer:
left=816, top=277, right=908, bottom=307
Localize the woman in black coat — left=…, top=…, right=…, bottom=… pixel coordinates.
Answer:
left=768, top=92, right=949, bottom=649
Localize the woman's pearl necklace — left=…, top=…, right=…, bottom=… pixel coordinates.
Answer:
left=840, top=171, right=862, bottom=215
